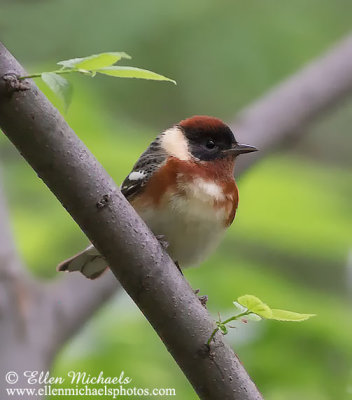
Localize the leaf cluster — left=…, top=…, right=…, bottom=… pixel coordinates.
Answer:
left=21, top=52, right=176, bottom=111
left=208, top=295, right=315, bottom=345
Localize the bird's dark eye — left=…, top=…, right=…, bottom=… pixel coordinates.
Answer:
left=205, top=139, right=216, bottom=149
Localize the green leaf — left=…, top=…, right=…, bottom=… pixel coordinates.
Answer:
left=233, top=301, right=247, bottom=314
left=270, top=309, right=316, bottom=322
left=41, top=72, right=72, bottom=112
left=218, top=324, right=228, bottom=335
left=57, top=52, right=131, bottom=70
left=246, top=313, right=262, bottom=321
left=96, top=66, right=176, bottom=84
left=237, top=295, right=272, bottom=318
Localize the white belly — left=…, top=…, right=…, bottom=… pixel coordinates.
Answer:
left=138, top=179, right=228, bottom=267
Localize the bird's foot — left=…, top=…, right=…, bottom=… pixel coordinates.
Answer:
left=194, top=289, right=208, bottom=308
left=156, top=234, right=169, bottom=249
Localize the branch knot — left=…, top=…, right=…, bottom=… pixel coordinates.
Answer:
left=2, top=73, right=30, bottom=94
left=96, top=194, right=110, bottom=209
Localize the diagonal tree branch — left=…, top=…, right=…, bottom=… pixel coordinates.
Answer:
left=0, top=43, right=262, bottom=400
left=1, top=30, right=352, bottom=399
left=54, top=32, right=352, bottom=342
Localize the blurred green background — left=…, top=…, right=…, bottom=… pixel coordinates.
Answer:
left=1, top=1, right=352, bottom=399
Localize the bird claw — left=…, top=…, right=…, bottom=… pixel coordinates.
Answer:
left=194, top=289, right=208, bottom=308
left=199, top=295, right=208, bottom=308
left=156, top=234, right=169, bottom=249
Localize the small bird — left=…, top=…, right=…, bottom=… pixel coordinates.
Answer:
left=57, top=116, right=257, bottom=279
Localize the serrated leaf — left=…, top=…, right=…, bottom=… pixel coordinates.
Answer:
left=237, top=295, right=272, bottom=318
left=269, top=309, right=316, bottom=322
left=41, top=72, right=72, bottom=112
left=57, top=52, right=131, bottom=70
left=96, top=66, right=176, bottom=84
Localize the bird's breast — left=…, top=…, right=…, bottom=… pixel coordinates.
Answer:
left=131, top=157, right=238, bottom=267
left=172, top=175, right=234, bottom=225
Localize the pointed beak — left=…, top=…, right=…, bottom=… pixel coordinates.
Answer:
left=226, top=143, right=258, bottom=156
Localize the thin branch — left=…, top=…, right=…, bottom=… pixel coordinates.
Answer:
left=0, top=167, right=24, bottom=276
left=0, top=170, right=50, bottom=400
left=47, top=271, right=119, bottom=349
left=233, top=33, right=352, bottom=175
left=0, top=43, right=262, bottom=400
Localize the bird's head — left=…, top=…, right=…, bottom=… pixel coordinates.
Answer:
left=160, top=115, right=257, bottom=162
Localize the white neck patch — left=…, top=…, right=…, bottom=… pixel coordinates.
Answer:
left=160, top=126, right=190, bottom=161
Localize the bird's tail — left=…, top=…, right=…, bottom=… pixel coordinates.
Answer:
left=57, top=244, right=108, bottom=280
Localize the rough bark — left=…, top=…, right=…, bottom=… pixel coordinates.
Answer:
left=0, top=43, right=262, bottom=400
left=47, top=32, right=352, bottom=340
left=1, top=32, right=352, bottom=399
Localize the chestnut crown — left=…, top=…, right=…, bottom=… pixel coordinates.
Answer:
left=178, top=116, right=257, bottom=161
